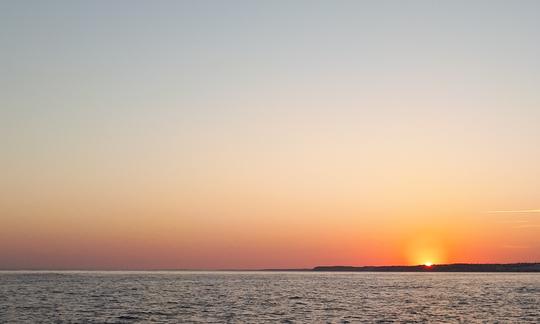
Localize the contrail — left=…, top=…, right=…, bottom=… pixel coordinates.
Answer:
left=488, top=209, right=540, bottom=213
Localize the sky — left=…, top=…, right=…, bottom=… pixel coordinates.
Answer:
left=1, top=1, right=539, bottom=270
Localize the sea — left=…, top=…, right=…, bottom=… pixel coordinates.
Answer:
left=0, top=271, right=539, bottom=323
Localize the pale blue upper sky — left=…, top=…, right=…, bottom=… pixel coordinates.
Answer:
left=3, top=3, right=539, bottom=166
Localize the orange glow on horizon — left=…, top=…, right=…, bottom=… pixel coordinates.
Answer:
left=405, top=233, right=448, bottom=266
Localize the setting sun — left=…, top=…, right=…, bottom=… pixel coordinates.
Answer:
left=405, top=234, right=448, bottom=266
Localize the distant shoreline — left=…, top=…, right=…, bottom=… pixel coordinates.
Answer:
left=309, top=263, right=540, bottom=272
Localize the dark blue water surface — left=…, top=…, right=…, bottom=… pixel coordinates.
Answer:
left=0, top=271, right=539, bottom=323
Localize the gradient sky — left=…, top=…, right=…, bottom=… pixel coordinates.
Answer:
left=1, top=1, right=540, bottom=269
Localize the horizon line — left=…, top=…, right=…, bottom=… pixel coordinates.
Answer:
left=2, top=261, right=539, bottom=272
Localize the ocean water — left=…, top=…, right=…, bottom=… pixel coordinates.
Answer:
left=0, top=271, right=539, bottom=323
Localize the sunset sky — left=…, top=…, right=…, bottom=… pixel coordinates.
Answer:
left=1, top=1, right=539, bottom=270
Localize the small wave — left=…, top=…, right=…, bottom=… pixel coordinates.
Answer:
left=117, top=315, right=139, bottom=320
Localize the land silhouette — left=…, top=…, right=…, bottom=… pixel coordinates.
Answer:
left=313, top=263, right=540, bottom=272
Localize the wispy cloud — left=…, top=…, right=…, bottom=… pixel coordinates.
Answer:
left=487, top=209, right=540, bottom=213
left=490, top=212, right=540, bottom=229
left=496, top=219, right=529, bottom=224
left=501, top=244, right=529, bottom=249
